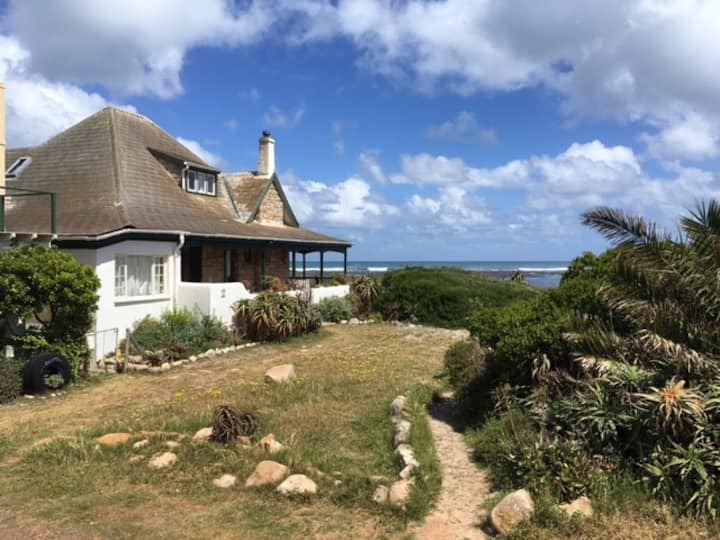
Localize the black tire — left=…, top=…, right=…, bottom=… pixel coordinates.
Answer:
left=23, top=352, right=72, bottom=393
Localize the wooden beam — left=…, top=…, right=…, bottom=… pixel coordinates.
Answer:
left=343, top=249, right=348, bottom=276
left=302, top=252, right=306, bottom=279
left=292, top=250, right=296, bottom=279
left=261, top=249, right=266, bottom=285
left=320, top=251, right=325, bottom=284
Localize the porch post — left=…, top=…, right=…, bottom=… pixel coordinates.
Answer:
left=292, top=251, right=296, bottom=279
left=343, top=249, right=348, bottom=276
left=302, top=252, right=306, bottom=279
left=261, top=249, right=266, bottom=284
left=320, top=251, right=325, bottom=284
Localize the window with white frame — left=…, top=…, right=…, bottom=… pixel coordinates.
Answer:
left=114, top=255, right=167, bottom=298
left=186, top=169, right=216, bottom=196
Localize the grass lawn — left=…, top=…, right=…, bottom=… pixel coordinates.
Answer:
left=0, top=324, right=459, bottom=540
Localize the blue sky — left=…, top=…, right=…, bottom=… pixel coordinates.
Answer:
left=2, top=1, right=720, bottom=261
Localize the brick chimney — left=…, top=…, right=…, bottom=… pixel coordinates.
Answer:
left=258, top=130, right=275, bottom=177
left=0, top=82, right=5, bottom=191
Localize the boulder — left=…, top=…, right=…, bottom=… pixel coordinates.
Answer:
left=213, top=474, right=237, bottom=489
left=148, top=452, right=177, bottom=470
left=559, top=496, right=593, bottom=518
left=373, top=485, right=389, bottom=504
left=165, top=440, right=180, bottom=449
left=132, top=439, right=149, bottom=450
left=96, top=432, right=132, bottom=447
left=388, top=479, right=413, bottom=508
left=129, top=455, right=145, bottom=464
left=394, top=419, right=411, bottom=446
left=276, top=474, right=317, bottom=496
left=258, top=433, right=285, bottom=454
left=192, top=427, right=213, bottom=443
left=490, top=489, right=535, bottom=535
left=245, top=460, right=289, bottom=488
left=390, top=395, right=407, bottom=417
left=264, top=364, right=296, bottom=383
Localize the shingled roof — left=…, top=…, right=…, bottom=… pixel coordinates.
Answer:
left=3, top=108, right=349, bottom=248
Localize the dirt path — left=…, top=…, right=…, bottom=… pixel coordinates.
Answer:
left=410, top=394, right=491, bottom=540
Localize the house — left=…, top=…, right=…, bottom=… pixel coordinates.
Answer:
left=0, top=96, right=351, bottom=358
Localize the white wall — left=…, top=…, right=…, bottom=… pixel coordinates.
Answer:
left=311, top=285, right=350, bottom=304
left=177, top=281, right=254, bottom=326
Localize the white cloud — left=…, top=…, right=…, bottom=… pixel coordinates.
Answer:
left=640, top=113, right=720, bottom=161
left=239, top=87, right=261, bottom=102
left=359, top=151, right=388, bottom=184
left=425, top=111, right=498, bottom=144
left=0, top=35, right=134, bottom=147
left=7, top=0, right=273, bottom=99
left=263, top=105, right=306, bottom=128
left=407, top=186, right=492, bottom=232
left=176, top=137, right=224, bottom=168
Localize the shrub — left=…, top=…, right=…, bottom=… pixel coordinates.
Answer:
left=261, top=275, right=288, bottom=292
left=0, top=245, right=100, bottom=376
left=317, top=296, right=352, bottom=322
left=0, top=356, right=22, bottom=404
left=234, top=292, right=320, bottom=342
left=349, top=276, right=379, bottom=317
left=444, top=340, right=485, bottom=388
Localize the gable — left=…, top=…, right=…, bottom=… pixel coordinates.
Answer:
left=250, top=175, right=299, bottom=227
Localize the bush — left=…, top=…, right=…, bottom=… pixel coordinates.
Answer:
left=261, top=275, right=288, bottom=292
left=0, top=356, right=22, bottom=404
left=0, top=245, right=100, bottom=376
left=349, top=276, right=379, bottom=317
left=317, top=296, right=352, bottom=322
left=234, top=292, right=320, bottom=342
left=444, top=340, right=485, bottom=388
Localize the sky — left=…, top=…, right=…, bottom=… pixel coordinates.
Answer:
left=2, top=0, right=720, bottom=261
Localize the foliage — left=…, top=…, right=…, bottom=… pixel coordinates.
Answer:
left=233, top=292, right=320, bottom=342
left=0, top=356, right=23, bottom=404
left=317, top=296, right=352, bottom=323
left=261, top=275, right=288, bottom=292
left=0, top=245, right=100, bottom=375
left=126, top=309, right=234, bottom=360
left=211, top=404, right=258, bottom=444
left=376, top=267, right=538, bottom=328
left=443, top=340, right=485, bottom=389
left=349, top=276, right=379, bottom=318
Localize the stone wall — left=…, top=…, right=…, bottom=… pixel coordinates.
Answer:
left=185, top=246, right=289, bottom=290
left=255, top=185, right=285, bottom=225
left=201, top=245, right=225, bottom=282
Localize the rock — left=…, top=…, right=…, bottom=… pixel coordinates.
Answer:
left=490, top=489, right=535, bottom=535
left=237, top=435, right=252, bottom=447
left=205, top=349, right=216, bottom=357
left=349, top=317, right=360, bottom=325
left=213, top=474, right=237, bottom=489
left=373, top=485, right=389, bottom=504
left=388, top=479, right=413, bottom=508
left=264, top=364, right=296, bottom=383
left=395, top=444, right=419, bottom=469
left=394, top=419, right=411, bottom=446
left=276, top=474, right=317, bottom=496
left=245, top=460, right=288, bottom=487
left=23, top=394, right=35, bottom=399
left=399, top=464, right=417, bottom=480
left=559, top=496, right=593, bottom=518
left=160, top=362, right=171, bottom=371
left=170, top=360, right=185, bottom=368
left=340, top=319, right=348, bottom=324
left=148, top=367, right=162, bottom=374
left=129, top=455, right=146, bottom=464
left=132, top=439, right=149, bottom=450
left=369, top=474, right=389, bottom=483
left=390, top=395, right=407, bottom=417
left=148, top=451, right=177, bottom=470
left=96, top=432, right=132, bottom=447
left=258, top=433, right=285, bottom=454
left=165, top=440, right=180, bottom=449
left=189, top=355, right=197, bottom=362
left=128, top=363, right=149, bottom=372
left=192, top=427, right=213, bottom=443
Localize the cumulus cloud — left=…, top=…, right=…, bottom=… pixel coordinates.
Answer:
left=407, top=186, right=492, bottom=232
left=176, top=137, right=224, bottom=168
left=640, top=113, right=720, bottom=162
left=359, top=151, right=388, bottom=184
left=263, top=105, right=306, bottom=128
left=425, top=111, right=498, bottom=144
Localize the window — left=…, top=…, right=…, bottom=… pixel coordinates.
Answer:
left=6, top=156, right=31, bottom=179
left=114, top=255, right=167, bottom=298
left=185, top=168, right=216, bottom=196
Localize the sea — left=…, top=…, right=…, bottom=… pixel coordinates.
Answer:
left=298, top=261, right=570, bottom=289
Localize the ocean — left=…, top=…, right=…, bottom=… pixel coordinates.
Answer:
left=297, top=260, right=570, bottom=289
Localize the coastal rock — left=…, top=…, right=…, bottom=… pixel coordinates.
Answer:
left=559, top=496, right=593, bottom=518
left=213, top=474, right=237, bottom=489
left=390, top=395, right=407, bottom=417
left=96, top=433, right=132, bottom=447
left=276, top=474, right=317, bottom=496
left=192, top=427, right=213, bottom=443
left=394, top=419, right=411, bottom=446
left=388, top=479, right=413, bottom=508
left=245, top=460, right=288, bottom=488
left=264, top=364, right=296, bottom=383
left=373, top=485, right=389, bottom=504
left=490, top=489, right=534, bottom=535
left=258, top=433, right=285, bottom=454
left=148, top=452, right=177, bottom=470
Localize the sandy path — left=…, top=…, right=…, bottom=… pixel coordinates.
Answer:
left=410, top=394, right=490, bottom=540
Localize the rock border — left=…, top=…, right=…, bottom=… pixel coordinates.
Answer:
left=125, top=342, right=260, bottom=374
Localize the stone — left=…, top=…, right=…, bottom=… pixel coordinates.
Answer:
left=165, top=440, right=180, bottom=449
left=189, top=355, right=197, bottom=362
left=369, top=474, right=389, bottom=483
left=170, top=360, right=185, bottom=368
left=245, top=460, right=288, bottom=487
left=148, top=452, right=177, bottom=470
left=128, top=363, right=149, bottom=372
left=192, top=427, right=213, bottom=443
left=390, top=395, right=407, bottom=417
left=373, top=485, right=389, bottom=504
left=399, top=464, right=417, bottom=480
left=276, top=474, right=317, bottom=496
left=205, top=349, right=216, bottom=357
left=264, top=364, right=296, bottom=383
left=559, top=496, right=593, bottom=518
left=96, top=432, right=132, bottom=447
left=258, top=433, right=285, bottom=454
left=394, top=419, right=411, bottom=446
left=340, top=320, right=348, bottom=324
left=23, top=394, right=35, bottom=399
left=395, top=444, right=419, bottom=469
left=132, top=439, right=149, bottom=450
left=349, top=317, right=360, bottom=325
left=148, top=367, right=162, bottom=374
left=160, top=362, right=171, bottom=371
left=129, top=455, right=145, bottom=464
left=490, top=489, right=535, bottom=535
left=388, top=479, right=413, bottom=508
left=213, top=474, right=237, bottom=489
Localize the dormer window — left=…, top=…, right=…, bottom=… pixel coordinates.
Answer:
left=6, top=156, right=31, bottom=179
left=186, top=168, right=217, bottom=196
